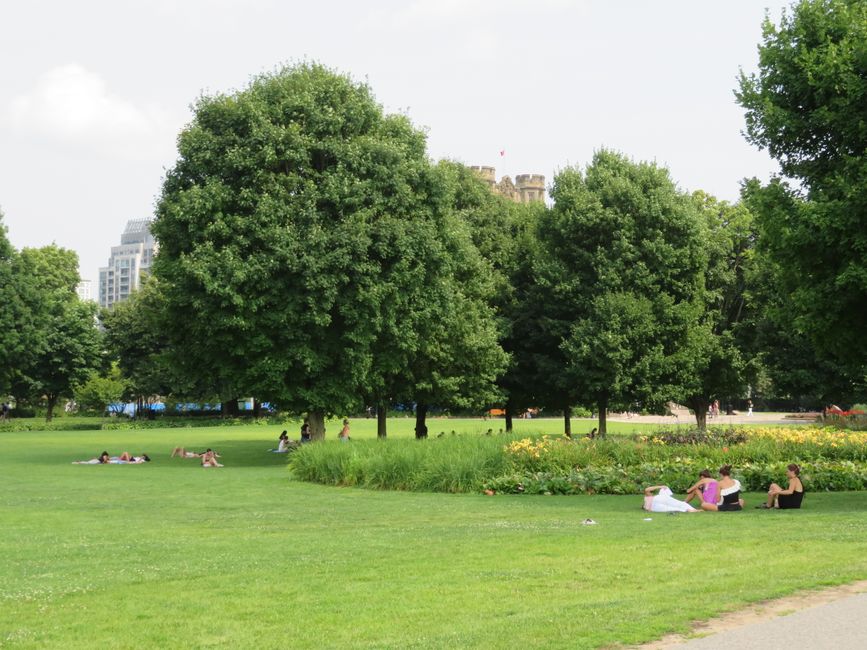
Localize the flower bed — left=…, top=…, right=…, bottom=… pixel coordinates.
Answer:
left=290, top=426, right=867, bottom=494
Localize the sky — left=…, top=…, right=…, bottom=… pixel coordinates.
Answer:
left=0, top=0, right=793, bottom=288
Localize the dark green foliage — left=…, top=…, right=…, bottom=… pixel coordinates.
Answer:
left=0, top=209, right=20, bottom=394
left=677, top=193, right=755, bottom=428
left=8, top=245, right=103, bottom=420
left=153, top=63, right=505, bottom=430
left=737, top=0, right=867, bottom=375
left=538, top=150, right=708, bottom=433
left=101, top=280, right=174, bottom=404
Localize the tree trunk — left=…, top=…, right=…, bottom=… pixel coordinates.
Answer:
left=505, top=405, right=513, bottom=433
left=308, top=410, right=326, bottom=440
left=598, top=396, right=608, bottom=437
left=688, top=397, right=709, bottom=431
left=252, top=398, right=261, bottom=419
left=45, top=394, right=57, bottom=422
left=377, top=403, right=387, bottom=439
left=415, top=403, right=429, bottom=439
left=564, top=406, right=572, bottom=437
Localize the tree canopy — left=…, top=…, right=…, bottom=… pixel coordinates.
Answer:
left=153, top=63, right=505, bottom=436
left=737, top=0, right=867, bottom=375
left=538, top=150, right=708, bottom=434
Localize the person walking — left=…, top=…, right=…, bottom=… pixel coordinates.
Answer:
left=747, top=399, right=753, bottom=417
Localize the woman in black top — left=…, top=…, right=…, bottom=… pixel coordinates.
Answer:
left=760, top=463, right=804, bottom=509
left=701, top=465, right=744, bottom=511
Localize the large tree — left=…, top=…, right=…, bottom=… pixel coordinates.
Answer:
left=741, top=178, right=864, bottom=406
left=676, top=193, right=754, bottom=429
left=11, top=246, right=102, bottom=420
left=153, top=63, right=504, bottom=438
left=736, top=0, right=867, bottom=376
left=0, top=208, right=21, bottom=396
left=539, top=150, right=708, bottom=435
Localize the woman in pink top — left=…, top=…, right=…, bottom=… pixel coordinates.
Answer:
left=684, top=469, right=718, bottom=506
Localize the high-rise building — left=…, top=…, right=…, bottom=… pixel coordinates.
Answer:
left=76, top=279, right=93, bottom=302
left=98, top=219, right=157, bottom=309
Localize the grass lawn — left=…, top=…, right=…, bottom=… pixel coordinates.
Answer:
left=2, top=424, right=866, bottom=649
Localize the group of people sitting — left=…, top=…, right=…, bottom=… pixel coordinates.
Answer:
left=643, top=463, right=804, bottom=513
left=270, top=419, right=352, bottom=452
left=73, top=451, right=151, bottom=464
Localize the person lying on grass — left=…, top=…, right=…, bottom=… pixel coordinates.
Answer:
left=73, top=451, right=150, bottom=464
left=201, top=449, right=223, bottom=468
left=642, top=485, right=700, bottom=513
left=171, top=447, right=221, bottom=459
left=701, top=465, right=744, bottom=511
left=683, top=469, right=719, bottom=508
left=72, top=451, right=111, bottom=464
left=112, top=452, right=150, bottom=464
left=758, top=463, right=804, bottom=510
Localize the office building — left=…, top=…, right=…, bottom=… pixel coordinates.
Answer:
left=98, top=219, right=156, bottom=309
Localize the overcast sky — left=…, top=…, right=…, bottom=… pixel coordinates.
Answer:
left=0, top=0, right=792, bottom=288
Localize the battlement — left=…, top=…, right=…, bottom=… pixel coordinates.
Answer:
left=515, top=174, right=546, bottom=189
left=471, top=165, right=546, bottom=204
left=470, top=165, right=496, bottom=186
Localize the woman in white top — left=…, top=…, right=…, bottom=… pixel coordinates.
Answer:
left=642, top=485, right=700, bottom=513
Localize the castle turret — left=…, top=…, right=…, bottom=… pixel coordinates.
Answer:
left=515, top=174, right=546, bottom=203
left=469, top=165, right=496, bottom=188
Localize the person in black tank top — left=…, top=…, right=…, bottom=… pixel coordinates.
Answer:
left=700, top=465, right=744, bottom=511
left=759, top=463, right=804, bottom=509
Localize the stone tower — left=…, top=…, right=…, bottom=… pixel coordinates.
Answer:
left=470, top=166, right=545, bottom=203
left=515, top=174, right=546, bottom=204
left=469, top=165, right=496, bottom=189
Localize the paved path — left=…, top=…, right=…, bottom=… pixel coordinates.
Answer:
left=604, top=412, right=815, bottom=426
left=675, top=592, right=867, bottom=649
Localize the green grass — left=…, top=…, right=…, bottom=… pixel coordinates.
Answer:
left=2, top=424, right=867, bottom=649
left=0, top=414, right=675, bottom=436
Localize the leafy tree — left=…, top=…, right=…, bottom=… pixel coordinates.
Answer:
left=74, top=364, right=128, bottom=415
left=736, top=0, right=867, bottom=374
left=11, top=246, right=102, bottom=420
left=153, top=63, right=504, bottom=438
left=539, top=150, right=708, bottom=435
left=494, top=201, right=549, bottom=432
left=0, top=208, right=22, bottom=396
left=677, top=193, right=754, bottom=429
left=101, top=280, right=174, bottom=415
left=741, top=178, right=864, bottom=406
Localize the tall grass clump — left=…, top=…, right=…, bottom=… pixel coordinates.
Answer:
left=289, top=434, right=522, bottom=492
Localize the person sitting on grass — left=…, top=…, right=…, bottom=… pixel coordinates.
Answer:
left=701, top=465, right=744, bottom=511
left=72, top=451, right=111, bottom=464
left=642, top=485, right=700, bottom=513
left=683, top=469, right=719, bottom=507
left=201, top=449, right=223, bottom=468
left=268, top=431, right=291, bottom=453
left=758, top=463, right=804, bottom=510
